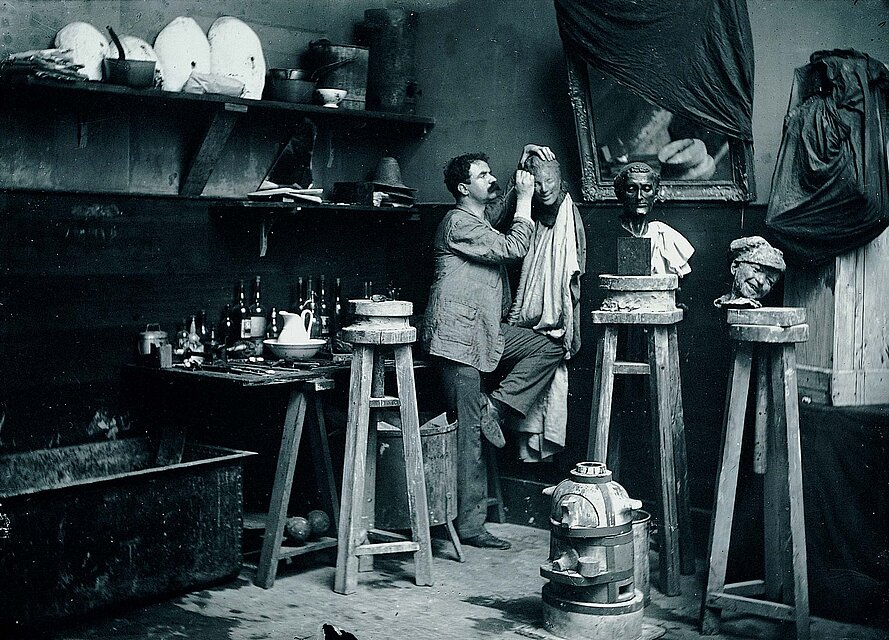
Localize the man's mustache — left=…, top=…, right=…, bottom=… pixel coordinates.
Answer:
left=488, top=182, right=501, bottom=194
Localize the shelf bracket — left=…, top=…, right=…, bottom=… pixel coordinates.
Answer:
left=179, top=102, right=247, bottom=197
left=259, top=213, right=275, bottom=257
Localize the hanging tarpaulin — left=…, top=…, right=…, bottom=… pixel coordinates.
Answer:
left=554, top=0, right=754, bottom=141
left=766, top=50, right=889, bottom=266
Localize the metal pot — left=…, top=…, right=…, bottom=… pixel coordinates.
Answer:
left=138, top=323, right=169, bottom=356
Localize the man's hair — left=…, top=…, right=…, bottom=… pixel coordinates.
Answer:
left=613, top=162, right=660, bottom=203
left=444, top=152, right=489, bottom=199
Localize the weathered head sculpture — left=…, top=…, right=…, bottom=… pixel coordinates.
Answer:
left=714, top=236, right=786, bottom=308
left=523, top=155, right=563, bottom=206
left=613, top=162, right=660, bottom=237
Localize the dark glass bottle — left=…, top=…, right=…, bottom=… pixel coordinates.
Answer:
left=221, top=304, right=234, bottom=346
left=235, top=279, right=251, bottom=339
left=249, top=275, right=266, bottom=338
left=333, top=277, right=344, bottom=334
left=266, top=306, right=280, bottom=340
left=317, top=275, right=331, bottom=337
left=292, top=276, right=306, bottom=313
left=303, top=276, right=320, bottom=338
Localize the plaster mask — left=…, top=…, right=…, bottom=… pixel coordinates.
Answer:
left=532, top=164, right=562, bottom=206
left=731, top=261, right=781, bottom=301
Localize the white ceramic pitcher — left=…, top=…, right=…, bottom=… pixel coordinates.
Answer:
left=277, top=309, right=315, bottom=343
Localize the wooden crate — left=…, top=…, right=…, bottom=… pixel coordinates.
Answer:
left=784, top=226, right=889, bottom=405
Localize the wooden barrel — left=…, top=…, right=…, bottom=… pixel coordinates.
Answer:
left=374, top=411, right=457, bottom=530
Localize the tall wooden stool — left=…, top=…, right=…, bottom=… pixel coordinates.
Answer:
left=334, top=299, right=434, bottom=595
left=701, top=307, right=810, bottom=640
left=587, top=274, right=694, bottom=597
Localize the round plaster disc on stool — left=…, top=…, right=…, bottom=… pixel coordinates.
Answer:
left=208, top=16, right=266, bottom=100
left=676, top=154, right=716, bottom=180
left=154, top=16, right=211, bottom=92
left=54, top=22, right=108, bottom=80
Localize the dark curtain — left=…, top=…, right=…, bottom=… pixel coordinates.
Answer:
left=554, top=0, right=754, bottom=141
left=765, top=50, right=889, bottom=266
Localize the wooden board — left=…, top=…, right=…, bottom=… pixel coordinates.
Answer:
left=784, top=226, right=889, bottom=405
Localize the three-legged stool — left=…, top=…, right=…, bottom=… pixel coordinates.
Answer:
left=334, top=299, right=433, bottom=595
left=701, top=307, right=810, bottom=640
left=587, top=274, right=694, bottom=597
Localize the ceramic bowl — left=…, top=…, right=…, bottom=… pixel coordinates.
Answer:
left=263, top=338, right=326, bottom=360
left=316, top=87, right=347, bottom=108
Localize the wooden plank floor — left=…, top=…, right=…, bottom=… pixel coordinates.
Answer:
left=52, top=524, right=885, bottom=640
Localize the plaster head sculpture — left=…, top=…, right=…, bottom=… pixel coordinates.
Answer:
left=713, top=236, right=786, bottom=309
left=523, top=155, right=564, bottom=207
left=613, top=162, right=660, bottom=237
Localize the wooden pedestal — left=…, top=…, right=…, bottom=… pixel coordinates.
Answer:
left=701, top=307, right=811, bottom=640
left=334, top=300, right=434, bottom=594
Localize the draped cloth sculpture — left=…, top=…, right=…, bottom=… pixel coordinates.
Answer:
left=507, top=161, right=586, bottom=461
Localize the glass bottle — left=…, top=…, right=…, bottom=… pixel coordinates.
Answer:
left=174, top=318, right=188, bottom=356
left=266, top=306, right=280, bottom=340
left=249, top=275, right=267, bottom=338
left=317, top=275, right=331, bottom=337
left=303, top=277, right=320, bottom=338
left=236, top=279, right=251, bottom=339
left=333, top=277, right=344, bottom=334
left=221, top=304, right=234, bottom=346
left=292, top=276, right=306, bottom=313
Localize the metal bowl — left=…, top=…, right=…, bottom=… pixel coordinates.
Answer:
left=263, top=338, right=326, bottom=360
left=102, top=58, right=156, bottom=88
left=265, top=68, right=316, bottom=103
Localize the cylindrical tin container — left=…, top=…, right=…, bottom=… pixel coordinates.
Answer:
left=374, top=412, right=457, bottom=530
left=633, top=509, right=651, bottom=606
left=358, top=8, right=418, bottom=113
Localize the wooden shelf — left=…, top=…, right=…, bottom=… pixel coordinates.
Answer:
left=4, top=76, right=435, bottom=134
left=207, top=201, right=423, bottom=256
left=1, top=76, right=435, bottom=198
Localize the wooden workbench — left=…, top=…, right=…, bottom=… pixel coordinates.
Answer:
left=123, top=360, right=345, bottom=588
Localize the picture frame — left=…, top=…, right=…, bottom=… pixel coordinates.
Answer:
left=565, top=51, right=755, bottom=203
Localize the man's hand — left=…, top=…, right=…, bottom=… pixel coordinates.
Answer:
left=520, top=144, right=556, bottom=166
left=514, top=169, right=534, bottom=220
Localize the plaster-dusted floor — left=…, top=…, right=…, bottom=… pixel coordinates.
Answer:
left=49, top=523, right=886, bottom=640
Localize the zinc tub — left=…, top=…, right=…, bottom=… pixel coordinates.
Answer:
left=0, top=437, right=255, bottom=629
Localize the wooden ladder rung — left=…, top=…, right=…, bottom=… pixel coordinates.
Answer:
left=369, top=395, right=401, bottom=408
left=355, top=540, right=421, bottom=556
left=724, top=579, right=765, bottom=597
left=706, top=592, right=796, bottom=622
left=368, top=528, right=410, bottom=542
left=276, top=537, right=338, bottom=560
left=613, top=361, right=650, bottom=375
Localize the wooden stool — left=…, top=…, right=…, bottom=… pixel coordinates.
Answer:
left=255, top=378, right=340, bottom=589
left=334, top=300, right=434, bottom=594
left=701, top=307, right=810, bottom=640
left=587, top=274, right=694, bottom=597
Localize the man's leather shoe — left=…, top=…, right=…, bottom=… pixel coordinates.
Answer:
left=462, top=531, right=512, bottom=550
left=482, top=395, right=507, bottom=449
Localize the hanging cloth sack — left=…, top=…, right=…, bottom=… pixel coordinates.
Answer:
left=765, top=49, right=889, bottom=266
